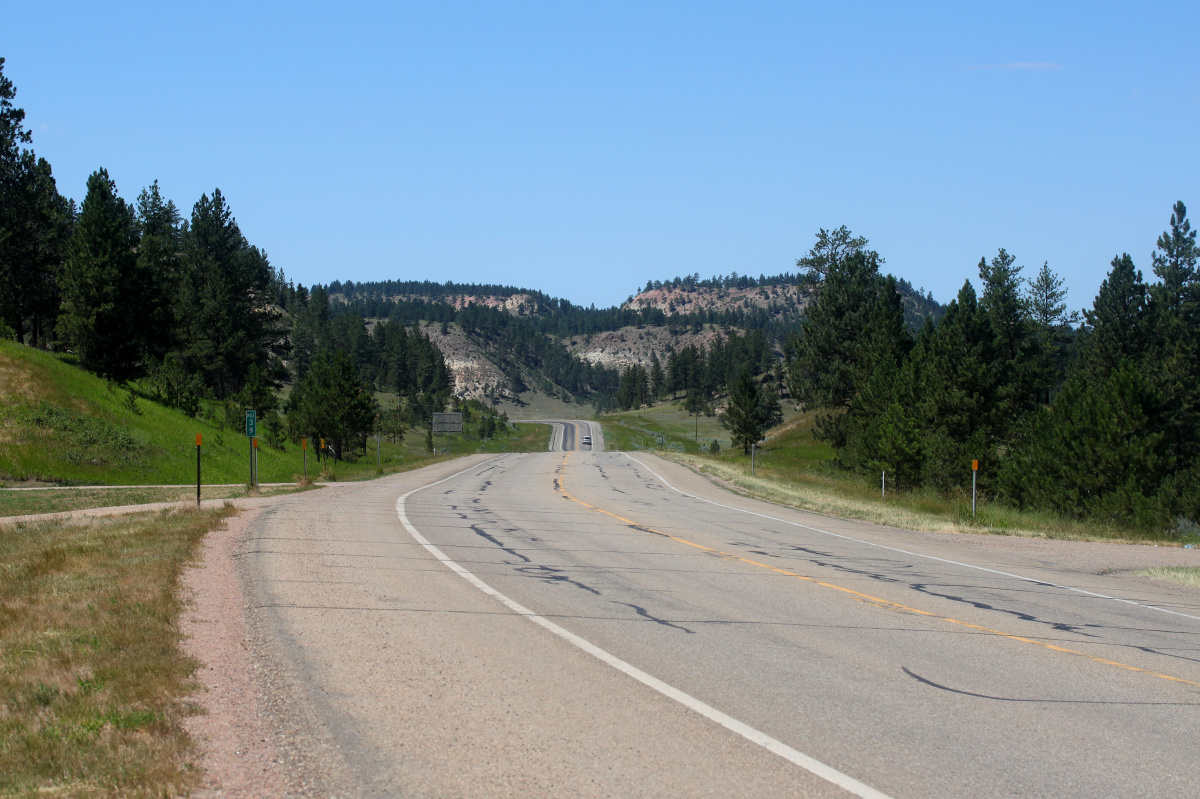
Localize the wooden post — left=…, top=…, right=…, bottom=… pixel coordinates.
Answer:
left=196, top=434, right=202, bottom=507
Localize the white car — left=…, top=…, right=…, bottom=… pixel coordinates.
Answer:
left=581, top=435, right=592, bottom=446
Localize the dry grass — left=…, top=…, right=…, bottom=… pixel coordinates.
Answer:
left=0, top=506, right=237, bottom=797
left=0, top=484, right=309, bottom=518
left=664, top=453, right=1163, bottom=543
left=1134, top=567, right=1200, bottom=589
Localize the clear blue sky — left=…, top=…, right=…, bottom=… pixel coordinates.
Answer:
left=6, top=2, right=1197, bottom=310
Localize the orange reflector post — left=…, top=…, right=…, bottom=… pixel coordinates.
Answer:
left=196, top=433, right=202, bottom=446
left=302, top=438, right=307, bottom=450
left=253, top=437, right=259, bottom=448
left=972, top=459, right=979, bottom=471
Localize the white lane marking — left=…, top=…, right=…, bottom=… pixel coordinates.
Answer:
left=587, top=419, right=605, bottom=452
left=625, top=454, right=1200, bottom=624
left=396, top=458, right=893, bottom=799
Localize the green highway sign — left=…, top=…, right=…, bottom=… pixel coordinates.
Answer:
left=246, top=409, right=256, bottom=437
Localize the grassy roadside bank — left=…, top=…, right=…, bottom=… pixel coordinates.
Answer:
left=0, top=421, right=549, bottom=517
left=0, top=339, right=551, bottom=488
left=0, top=484, right=312, bottom=518
left=0, top=507, right=237, bottom=797
left=602, top=403, right=1198, bottom=546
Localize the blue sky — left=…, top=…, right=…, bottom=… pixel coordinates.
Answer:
left=6, top=2, right=1197, bottom=310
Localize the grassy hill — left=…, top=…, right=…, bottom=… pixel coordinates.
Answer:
left=0, top=340, right=549, bottom=487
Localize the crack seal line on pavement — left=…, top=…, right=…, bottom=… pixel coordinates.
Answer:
left=396, top=453, right=894, bottom=799
left=555, top=455, right=1200, bottom=692
left=624, top=454, right=1200, bottom=624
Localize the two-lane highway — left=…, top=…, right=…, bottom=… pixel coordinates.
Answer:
left=241, top=446, right=1200, bottom=797
left=528, top=419, right=603, bottom=452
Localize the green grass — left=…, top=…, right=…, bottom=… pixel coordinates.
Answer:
left=604, top=398, right=1194, bottom=545
left=0, top=340, right=550, bottom=487
left=0, top=484, right=313, bottom=518
left=0, top=506, right=238, bottom=797
left=601, top=400, right=751, bottom=454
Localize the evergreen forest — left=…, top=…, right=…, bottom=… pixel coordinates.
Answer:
left=785, top=212, right=1200, bottom=531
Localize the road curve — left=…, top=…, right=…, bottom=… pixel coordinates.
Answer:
left=240, top=451, right=1200, bottom=797
left=524, top=419, right=604, bottom=452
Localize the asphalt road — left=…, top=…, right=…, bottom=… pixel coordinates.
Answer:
left=526, top=419, right=603, bottom=452
left=241, top=448, right=1200, bottom=798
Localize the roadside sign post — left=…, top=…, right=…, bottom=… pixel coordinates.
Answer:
left=246, top=410, right=256, bottom=487
left=751, top=443, right=756, bottom=476
left=196, top=434, right=202, bottom=507
left=320, top=438, right=325, bottom=467
left=253, top=437, right=259, bottom=487
left=302, top=438, right=307, bottom=481
left=432, top=413, right=463, bottom=455
left=376, top=432, right=381, bottom=469
left=882, top=470, right=886, bottom=499
left=971, top=459, right=979, bottom=517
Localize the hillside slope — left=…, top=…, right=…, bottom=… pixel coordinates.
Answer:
left=0, top=340, right=312, bottom=485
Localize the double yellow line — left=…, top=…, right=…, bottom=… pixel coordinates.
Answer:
left=555, top=453, right=1200, bottom=691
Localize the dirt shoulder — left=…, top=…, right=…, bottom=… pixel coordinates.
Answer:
left=180, top=504, right=287, bottom=798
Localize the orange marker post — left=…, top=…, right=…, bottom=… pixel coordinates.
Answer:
left=971, top=459, right=979, bottom=517
left=196, top=433, right=202, bottom=507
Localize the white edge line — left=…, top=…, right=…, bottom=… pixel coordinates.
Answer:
left=624, top=454, right=1200, bottom=624
left=396, top=455, right=893, bottom=799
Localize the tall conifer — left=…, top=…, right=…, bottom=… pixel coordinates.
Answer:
left=58, top=169, right=143, bottom=380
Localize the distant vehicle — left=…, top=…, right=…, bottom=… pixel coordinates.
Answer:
left=581, top=435, right=592, bottom=446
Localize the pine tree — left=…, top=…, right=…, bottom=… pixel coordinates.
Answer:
left=135, top=180, right=182, bottom=360
left=787, top=248, right=909, bottom=453
left=649, top=351, right=665, bottom=402
left=0, top=60, right=72, bottom=345
left=786, top=250, right=889, bottom=414
left=978, top=249, right=1039, bottom=443
left=1075, top=254, right=1150, bottom=386
left=999, top=364, right=1172, bottom=525
left=1151, top=201, right=1198, bottom=303
left=1027, top=262, right=1078, bottom=404
left=1146, top=202, right=1200, bottom=475
left=720, top=368, right=781, bottom=454
left=285, top=350, right=378, bottom=459
left=57, top=169, right=143, bottom=380
left=903, top=281, right=997, bottom=490
left=178, top=189, right=282, bottom=397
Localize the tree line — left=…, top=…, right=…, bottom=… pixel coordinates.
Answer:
left=0, top=60, right=451, bottom=459
left=786, top=209, right=1199, bottom=530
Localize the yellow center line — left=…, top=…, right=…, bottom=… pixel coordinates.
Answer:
left=554, top=453, right=1200, bottom=690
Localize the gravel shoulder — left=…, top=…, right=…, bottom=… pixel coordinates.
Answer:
left=181, top=505, right=288, bottom=798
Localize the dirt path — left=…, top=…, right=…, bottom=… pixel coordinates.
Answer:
left=0, top=496, right=283, bottom=527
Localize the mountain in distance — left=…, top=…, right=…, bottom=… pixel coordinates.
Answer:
left=326, top=272, right=946, bottom=407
